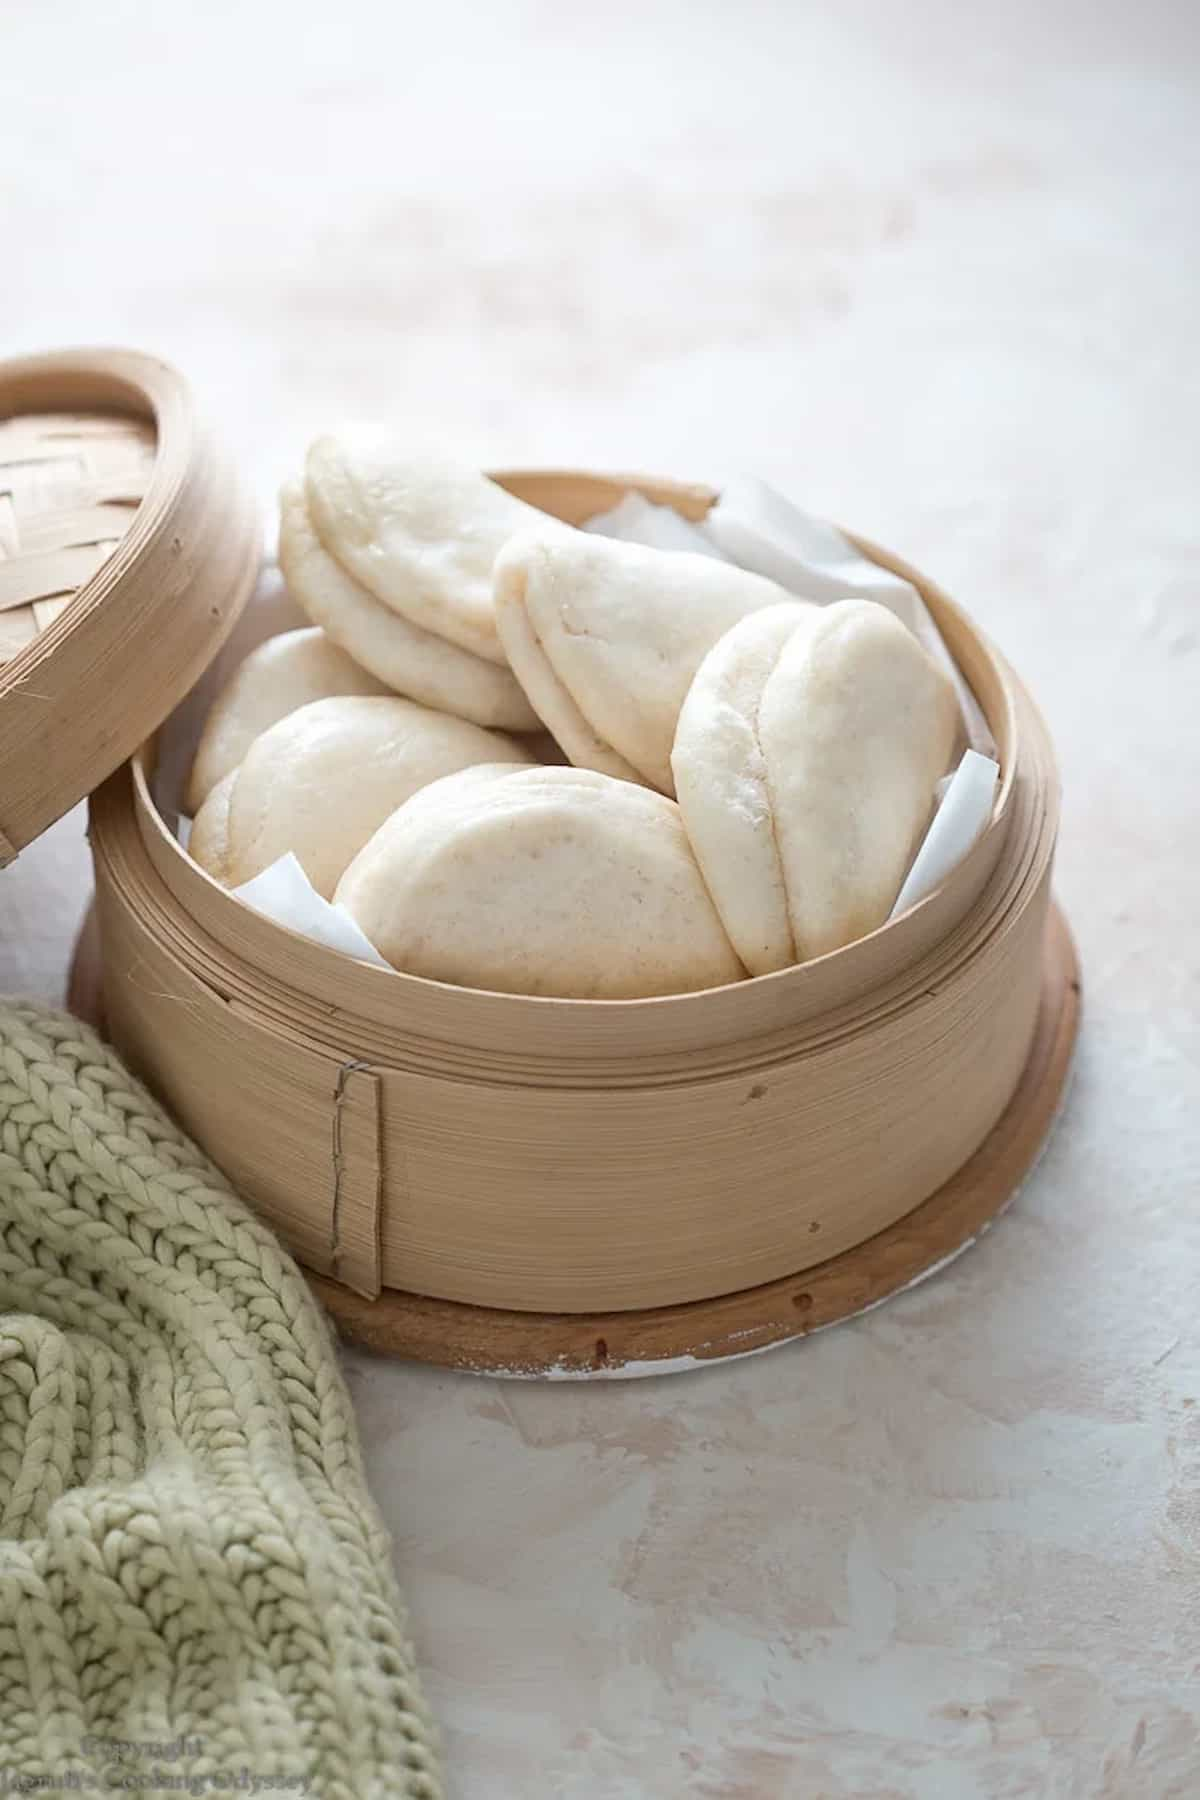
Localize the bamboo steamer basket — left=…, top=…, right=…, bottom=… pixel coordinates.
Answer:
left=0, top=349, right=258, bottom=862
left=83, top=465, right=1077, bottom=1375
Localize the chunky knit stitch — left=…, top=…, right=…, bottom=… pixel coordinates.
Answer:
left=0, top=1001, right=441, bottom=1799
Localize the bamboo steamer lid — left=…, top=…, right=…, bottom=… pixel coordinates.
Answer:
left=0, top=348, right=258, bottom=863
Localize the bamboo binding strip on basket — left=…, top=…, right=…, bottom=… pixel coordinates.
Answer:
left=87, top=472, right=1066, bottom=1332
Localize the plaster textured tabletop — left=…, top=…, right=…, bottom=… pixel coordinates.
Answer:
left=2, top=3, right=1197, bottom=1794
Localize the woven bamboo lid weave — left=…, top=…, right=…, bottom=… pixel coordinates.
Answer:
left=0, top=348, right=259, bottom=864
left=0, top=412, right=155, bottom=650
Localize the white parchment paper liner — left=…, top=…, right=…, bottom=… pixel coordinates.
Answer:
left=230, top=852, right=390, bottom=966
left=889, top=750, right=1000, bottom=922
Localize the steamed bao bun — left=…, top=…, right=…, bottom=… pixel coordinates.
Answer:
left=185, top=626, right=390, bottom=814
left=335, top=764, right=747, bottom=999
left=186, top=768, right=237, bottom=886
left=672, top=599, right=961, bottom=971
left=493, top=527, right=803, bottom=796
left=278, top=481, right=540, bottom=731
left=189, top=696, right=534, bottom=900
left=302, top=434, right=568, bottom=666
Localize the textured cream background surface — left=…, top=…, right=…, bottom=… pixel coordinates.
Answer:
left=2, top=2, right=1197, bottom=1794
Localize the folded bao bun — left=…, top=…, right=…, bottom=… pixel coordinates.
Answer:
left=670, top=603, right=806, bottom=976
left=672, top=599, right=961, bottom=970
left=185, top=626, right=390, bottom=814
left=189, top=695, right=534, bottom=900
left=304, top=436, right=568, bottom=665
left=335, top=764, right=747, bottom=998
left=278, top=483, right=540, bottom=732
left=187, top=768, right=236, bottom=887
left=493, top=529, right=802, bottom=795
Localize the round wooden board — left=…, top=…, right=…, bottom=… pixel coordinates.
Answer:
left=70, top=900, right=1080, bottom=1379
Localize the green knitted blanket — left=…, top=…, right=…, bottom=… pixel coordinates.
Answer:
left=0, top=1001, right=442, bottom=1799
